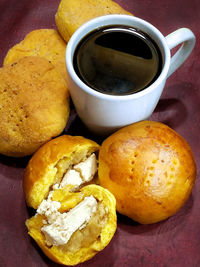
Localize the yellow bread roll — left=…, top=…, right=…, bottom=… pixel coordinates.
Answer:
left=0, top=56, right=69, bottom=157
left=98, top=121, right=196, bottom=224
left=24, top=135, right=117, bottom=265
left=55, top=0, right=132, bottom=42
left=3, top=29, right=67, bottom=80
left=25, top=184, right=117, bottom=266
left=23, top=135, right=100, bottom=209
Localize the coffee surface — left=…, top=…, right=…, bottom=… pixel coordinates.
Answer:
left=74, top=26, right=162, bottom=95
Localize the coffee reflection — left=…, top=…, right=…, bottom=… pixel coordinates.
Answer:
left=73, top=25, right=162, bottom=95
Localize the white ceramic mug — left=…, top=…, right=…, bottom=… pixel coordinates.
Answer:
left=66, top=15, right=195, bottom=134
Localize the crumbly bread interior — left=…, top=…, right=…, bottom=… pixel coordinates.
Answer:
left=63, top=201, right=107, bottom=253
left=31, top=150, right=98, bottom=206
left=30, top=198, right=108, bottom=252
left=32, top=151, right=101, bottom=249
left=25, top=183, right=117, bottom=265
left=54, top=149, right=91, bottom=183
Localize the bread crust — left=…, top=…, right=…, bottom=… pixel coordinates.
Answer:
left=3, top=29, right=67, bottom=80
left=23, top=135, right=100, bottom=209
left=25, top=184, right=117, bottom=266
left=98, top=120, right=196, bottom=224
left=55, top=0, right=132, bottom=42
left=0, top=56, right=69, bottom=157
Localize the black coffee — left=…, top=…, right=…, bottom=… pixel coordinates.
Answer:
left=73, top=25, right=162, bottom=95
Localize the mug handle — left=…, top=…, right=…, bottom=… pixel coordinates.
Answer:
left=165, top=28, right=196, bottom=77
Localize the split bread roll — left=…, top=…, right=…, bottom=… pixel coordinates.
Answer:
left=0, top=57, right=69, bottom=157
left=98, top=121, right=196, bottom=224
left=55, top=0, right=132, bottom=42
left=23, top=135, right=117, bottom=265
left=23, top=135, right=100, bottom=209
left=26, top=185, right=116, bottom=266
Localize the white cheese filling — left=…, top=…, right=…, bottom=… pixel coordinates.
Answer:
left=59, top=153, right=97, bottom=188
left=37, top=196, right=98, bottom=246
left=37, top=198, right=61, bottom=217
left=60, top=169, right=83, bottom=187
left=36, top=153, right=98, bottom=246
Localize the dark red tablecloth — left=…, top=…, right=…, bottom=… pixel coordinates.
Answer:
left=0, top=0, right=200, bottom=266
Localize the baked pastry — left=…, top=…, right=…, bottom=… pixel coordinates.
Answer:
left=24, top=135, right=117, bottom=265
left=0, top=56, right=69, bottom=157
left=23, top=135, right=100, bottom=209
left=55, top=0, right=132, bottom=42
left=98, top=120, right=196, bottom=224
left=25, top=184, right=117, bottom=266
left=3, top=29, right=67, bottom=80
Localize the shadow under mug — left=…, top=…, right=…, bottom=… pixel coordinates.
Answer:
left=66, top=15, right=196, bottom=135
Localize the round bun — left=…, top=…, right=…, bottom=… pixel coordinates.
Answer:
left=98, top=120, right=196, bottom=224
left=3, top=29, right=67, bottom=80
left=25, top=184, right=117, bottom=266
left=0, top=56, right=69, bottom=157
left=23, top=135, right=100, bottom=209
left=23, top=135, right=117, bottom=266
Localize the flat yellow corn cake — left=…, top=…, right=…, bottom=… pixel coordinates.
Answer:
left=25, top=184, right=117, bottom=265
left=0, top=56, right=70, bottom=157
left=55, top=0, right=132, bottom=42
left=3, top=29, right=67, bottom=80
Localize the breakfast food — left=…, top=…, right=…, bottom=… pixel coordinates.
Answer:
left=55, top=0, right=132, bottom=42
left=98, top=120, right=196, bottom=224
left=3, top=29, right=67, bottom=80
left=23, top=135, right=100, bottom=209
left=25, top=184, right=117, bottom=266
left=0, top=56, right=69, bottom=157
left=24, top=135, right=117, bottom=265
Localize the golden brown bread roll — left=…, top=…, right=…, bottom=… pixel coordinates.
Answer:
left=55, top=0, right=132, bottom=42
left=98, top=120, right=196, bottom=224
left=0, top=56, right=69, bottom=157
left=23, top=135, right=117, bottom=265
left=23, top=135, right=100, bottom=209
left=3, top=29, right=67, bottom=80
